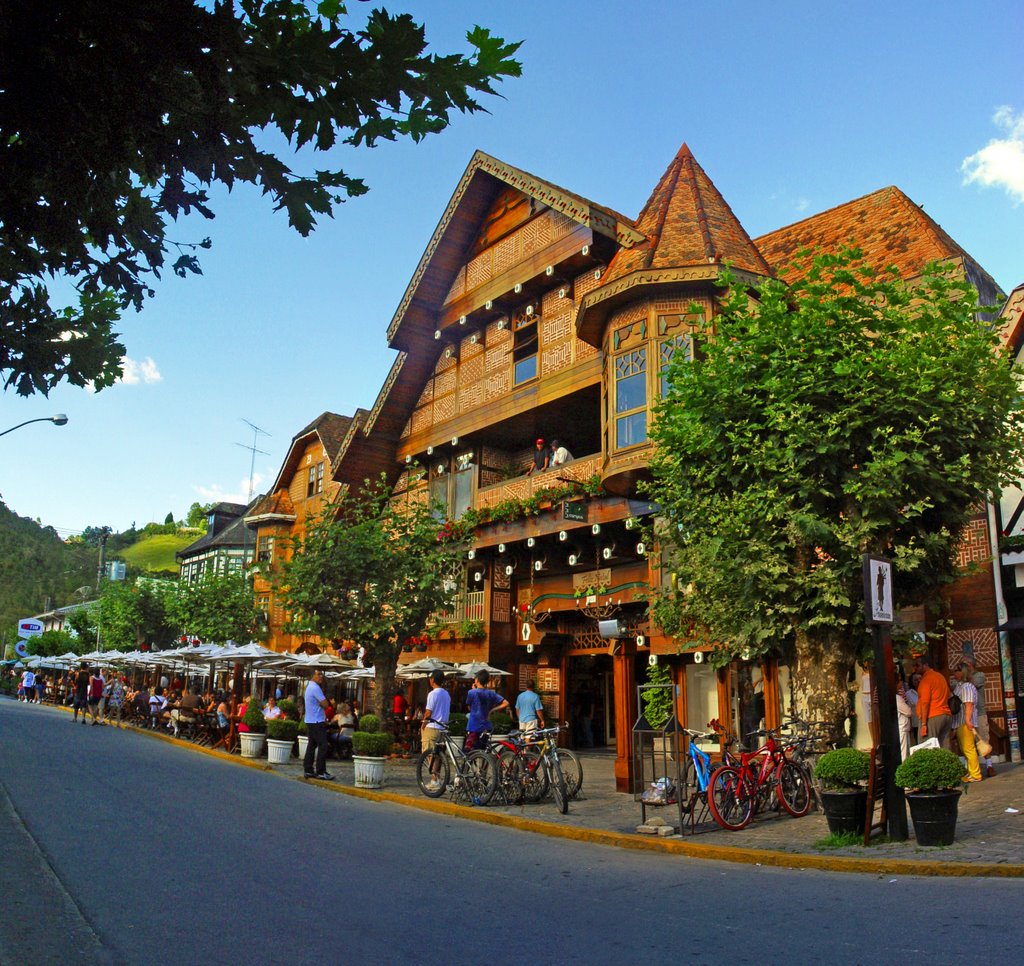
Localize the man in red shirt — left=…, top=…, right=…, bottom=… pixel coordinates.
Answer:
left=916, top=656, right=952, bottom=749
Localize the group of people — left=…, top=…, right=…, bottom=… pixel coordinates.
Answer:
left=525, top=436, right=573, bottom=476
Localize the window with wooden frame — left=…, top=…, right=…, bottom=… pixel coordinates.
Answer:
left=306, top=462, right=324, bottom=498
left=659, top=333, right=694, bottom=397
left=257, top=535, right=274, bottom=563
left=512, top=303, right=540, bottom=385
left=613, top=346, right=648, bottom=449
left=428, top=451, right=477, bottom=520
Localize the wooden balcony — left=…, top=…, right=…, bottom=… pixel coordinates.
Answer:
left=474, top=453, right=602, bottom=511
left=430, top=590, right=486, bottom=625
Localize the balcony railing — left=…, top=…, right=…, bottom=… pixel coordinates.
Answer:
left=431, top=590, right=485, bottom=625
left=474, top=453, right=601, bottom=512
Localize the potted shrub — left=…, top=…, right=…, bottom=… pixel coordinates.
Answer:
left=297, top=721, right=309, bottom=759
left=352, top=714, right=393, bottom=788
left=448, top=713, right=468, bottom=740
left=490, top=711, right=514, bottom=738
left=278, top=698, right=298, bottom=720
left=894, top=747, right=964, bottom=846
left=266, top=718, right=299, bottom=764
left=238, top=698, right=267, bottom=758
left=815, top=748, right=871, bottom=835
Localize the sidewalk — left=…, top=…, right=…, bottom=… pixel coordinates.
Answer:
left=124, top=715, right=1024, bottom=877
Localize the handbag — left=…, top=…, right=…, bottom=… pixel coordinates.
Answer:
left=975, top=735, right=993, bottom=758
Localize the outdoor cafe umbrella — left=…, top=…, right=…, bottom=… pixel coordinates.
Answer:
left=455, top=662, right=511, bottom=680
left=396, top=657, right=459, bottom=678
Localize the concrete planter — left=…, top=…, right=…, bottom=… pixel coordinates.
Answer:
left=353, top=755, right=386, bottom=788
left=239, top=732, right=266, bottom=759
left=266, top=738, right=294, bottom=765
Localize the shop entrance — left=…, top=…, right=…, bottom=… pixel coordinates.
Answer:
left=568, top=654, right=613, bottom=748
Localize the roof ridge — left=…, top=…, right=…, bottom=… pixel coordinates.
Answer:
left=680, top=149, right=717, bottom=263
left=754, top=185, right=901, bottom=242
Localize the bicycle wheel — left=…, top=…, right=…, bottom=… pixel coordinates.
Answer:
left=557, top=748, right=583, bottom=799
left=416, top=746, right=450, bottom=798
left=707, top=766, right=753, bottom=831
left=495, top=746, right=525, bottom=805
left=463, top=750, right=499, bottom=805
left=547, top=754, right=569, bottom=814
left=777, top=761, right=812, bottom=817
left=521, top=746, right=548, bottom=803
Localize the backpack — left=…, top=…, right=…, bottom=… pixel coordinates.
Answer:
left=948, top=691, right=962, bottom=717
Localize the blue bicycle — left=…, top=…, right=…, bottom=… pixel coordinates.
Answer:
left=680, top=728, right=724, bottom=823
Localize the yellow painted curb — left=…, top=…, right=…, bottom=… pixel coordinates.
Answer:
left=49, top=704, right=1024, bottom=877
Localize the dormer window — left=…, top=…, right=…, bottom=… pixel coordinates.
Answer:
left=307, top=461, right=324, bottom=498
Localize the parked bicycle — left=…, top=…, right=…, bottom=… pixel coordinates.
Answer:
left=415, top=723, right=498, bottom=806
left=708, top=728, right=811, bottom=830
left=488, top=726, right=580, bottom=814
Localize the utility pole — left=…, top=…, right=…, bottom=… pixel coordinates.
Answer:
left=235, top=419, right=270, bottom=571
left=95, top=526, right=111, bottom=651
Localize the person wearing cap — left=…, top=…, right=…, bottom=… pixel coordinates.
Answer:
left=526, top=438, right=549, bottom=476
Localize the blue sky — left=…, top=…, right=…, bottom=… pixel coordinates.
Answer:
left=2, top=0, right=1022, bottom=536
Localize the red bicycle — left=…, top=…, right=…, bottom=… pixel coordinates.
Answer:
left=707, top=728, right=811, bottom=831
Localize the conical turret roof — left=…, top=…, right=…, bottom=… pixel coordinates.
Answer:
left=601, top=143, right=770, bottom=284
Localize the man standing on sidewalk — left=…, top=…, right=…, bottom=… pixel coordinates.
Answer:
left=916, top=656, right=952, bottom=749
left=303, top=669, right=334, bottom=781
left=420, top=670, right=451, bottom=792
left=72, top=663, right=90, bottom=723
left=515, top=680, right=545, bottom=734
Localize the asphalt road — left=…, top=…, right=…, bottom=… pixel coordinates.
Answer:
left=1, top=698, right=1021, bottom=965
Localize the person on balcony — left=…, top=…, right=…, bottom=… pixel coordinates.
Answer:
left=549, top=438, right=574, bottom=468
left=526, top=438, right=550, bottom=476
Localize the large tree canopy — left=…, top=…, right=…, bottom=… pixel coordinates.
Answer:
left=0, top=0, right=521, bottom=395
left=647, top=250, right=1023, bottom=740
left=277, top=474, right=461, bottom=725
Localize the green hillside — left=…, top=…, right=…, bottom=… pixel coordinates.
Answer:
left=120, top=533, right=193, bottom=574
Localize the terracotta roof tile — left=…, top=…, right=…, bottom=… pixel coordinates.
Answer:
left=754, top=186, right=995, bottom=287
left=602, top=144, right=770, bottom=284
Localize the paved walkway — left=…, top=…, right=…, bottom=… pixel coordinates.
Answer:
left=30, top=700, right=1024, bottom=876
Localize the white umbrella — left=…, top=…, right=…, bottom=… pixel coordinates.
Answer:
left=339, top=666, right=377, bottom=680
left=456, top=662, right=512, bottom=680
left=286, top=652, right=356, bottom=672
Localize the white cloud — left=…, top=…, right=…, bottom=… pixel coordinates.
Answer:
left=795, top=197, right=810, bottom=213
left=117, top=356, right=163, bottom=386
left=194, top=473, right=266, bottom=506
left=961, top=106, right=1024, bottom=204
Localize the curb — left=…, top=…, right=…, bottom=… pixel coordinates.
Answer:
left=51, top=704, right=1024, bottom=878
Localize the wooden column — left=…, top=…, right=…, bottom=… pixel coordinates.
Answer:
left=613, top=639, right=638, bottom=792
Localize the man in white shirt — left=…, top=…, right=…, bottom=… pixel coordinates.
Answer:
left=549, top=438, right=573, bottom=467
left=303, top=669, right=334, bottom=780
left=420, top=670, right=451, bottom=791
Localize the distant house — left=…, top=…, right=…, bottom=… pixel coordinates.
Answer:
left=245, top=412, right=352, bottom=652
left=176, top=500, right=259, bottom=585
left=33, top=600, right=95, bottom=634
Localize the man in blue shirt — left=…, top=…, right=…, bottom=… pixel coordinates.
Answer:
left=464, top=670, right=508, bottom=751
left=303, top=669, right=334, bottom=780
left=515, top=680, right=545, bottom=733
left=421, top=669, right=451, bottom=791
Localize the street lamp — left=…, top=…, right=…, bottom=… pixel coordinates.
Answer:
left=0, top=414, right=69, bottom=438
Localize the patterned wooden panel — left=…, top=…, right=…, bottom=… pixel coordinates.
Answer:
left=542, top=342, right=573, bottom=376
left=948, top=628, right=999, bottom=668
left=575, top=338, right=599, bottom=360
left=459, top=353, right=485, bottom=386
left=434, top=368, right=457, bottom=397
left=466, top=249, right=492, bottom=289
left=656, top=298, right=691, bottom=313
left=550, top=211, right=576, bottom=240
left=411, top=405, right=432, bottom=434
left=485, top=369, right=509, bottom=400
left=492, top=590, right=511, bottom=624
left=541, top=310, right=572, bottom=344
left=521, top=213, right=552, bottom=257
left=435, top=348, right=457, bottom=374
left=493, top=233, right=517, bottom=275
left=461, top=334, right=484, bottom=359
left=459, top=380, right=483, bottom=413
left=433, top=393, right=456, bottom=423
left=542, top=285, right=572, bottom=317
left=400, top=417, right=411, bottom=439
left=502, top=479, right=530, bottom=501
left=955, top=516, right=991, bottom=568
left=574, top=265, right=604, bottom=298
left=417, top=379, right=434, bottom=406
left=486, top=319, right=511, bottom=344
left=493, top=567, right=510, bottom=590
left=444, top=267, right=466, bottom=305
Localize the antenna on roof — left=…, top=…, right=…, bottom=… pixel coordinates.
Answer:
left=236, top=419, right=271, bottom=506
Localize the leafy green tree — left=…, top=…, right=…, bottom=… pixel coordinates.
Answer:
left=66, top=604, right=98, bottom=648
left=167, top=573, right=259, bottom=644
left=0, top=1, right=521, bottom=395
left=185, top=502, right=212, bottom=530
left=277, top=474, right=461, bottom=725
left=647, top=250, right=1024, bottom=743
left=28, top=629, right=77, bottom=658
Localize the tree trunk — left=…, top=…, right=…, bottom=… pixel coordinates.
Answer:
left=371, top=642, right=399, bottom=736
left=791, top=628, right=856, bottom=748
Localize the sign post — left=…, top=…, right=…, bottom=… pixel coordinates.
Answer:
left=862, top=554, right=908, bottom=841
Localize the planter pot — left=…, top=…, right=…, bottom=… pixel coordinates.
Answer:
left=239, top=732, right=266, bottom=759
left=820, top=789, right=869, bottom=836
left=266, top=738, right=294, bottom=765
left=353, top=755, right=386, bottom=789
left=297, top=735, right=309, bottom=759
left=906, top=789, right=961, bottom=846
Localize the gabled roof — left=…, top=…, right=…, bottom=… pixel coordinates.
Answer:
left=755, top=186, right=1000, bottom=295
left=999, top=283, right=1024, bottom=358
left=268, top=411, right=352, bottom=495
left=386, top=150, right=645, bottom=351
left=246, top=488, right=296, bottom=523
left=177, top=497, right=260, bottom=560
left=601, top=143, right=771, bottom=284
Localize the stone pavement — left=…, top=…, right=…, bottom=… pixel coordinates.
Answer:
left=31, top=698, right=1024, bottom=875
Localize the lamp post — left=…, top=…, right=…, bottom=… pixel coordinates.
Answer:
left=0, top=414, right=69, bottom=438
